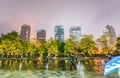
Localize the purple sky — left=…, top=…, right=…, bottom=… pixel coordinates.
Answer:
left=0, top=0, right=120, bottom=40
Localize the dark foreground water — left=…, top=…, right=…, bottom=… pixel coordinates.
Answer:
left=0, top=57, right=119, bottom=78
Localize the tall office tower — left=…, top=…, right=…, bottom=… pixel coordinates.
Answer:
left=20, top=24, right=31, bottom=41
left=37, top=29, right=46, bottom=41
left=103, top=25, right=117, bottom=45
left=70, top=26, right=82, bottom=41
left=55, top=26, right=64, bottom=42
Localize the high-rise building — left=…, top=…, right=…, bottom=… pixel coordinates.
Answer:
left=37, top=29, right=46, bottom=41
left=70, top=26, right=82, bottom=41
left=20, top=24, right=31, bottom=41
left=103, top=25, right=117, bottom=45
left=55, top=26, right=64, bottom=42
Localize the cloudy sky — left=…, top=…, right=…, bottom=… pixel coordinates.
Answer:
left=0, top=0, right=120, bottom=40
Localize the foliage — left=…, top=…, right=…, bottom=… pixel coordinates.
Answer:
left=116, top=36, right=120, bottom=50
left=0, top=31, right=23, bottom=58
left=97, top=34, right=116, bottom=52
left=79, top=34, right=96, bottom=56
left=46, top=37, right=60, bottom=56
left=36, top=40, right=47, bottom=57
left=0, top=30, right=117, bottom=58
left=22, top=42, right=35, bottom=58
left=65, top=37, right=76, bottom=55
left=58, top=42, right=65, bottom=53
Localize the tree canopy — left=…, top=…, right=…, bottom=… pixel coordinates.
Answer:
left=0, top=31, right=118, bottom=58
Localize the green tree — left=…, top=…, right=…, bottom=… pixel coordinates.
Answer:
left=79, top=34, right=96, bottom=56
left=36, top=40, right=47, bottom=57
left=116, top=36, right=120, bottom=50
left=58, top=42, right=65, bottom=57
left=22, top=42, right=35, bottom=58
left=46, top=37, right=60, bottom=56
left=0, top=31, right=21, bottom=41
left=65, top=37, right=76, bottom=55
left=59, top=42, right=65, bottom=53
left=96, top=34, right=116, bottom=53
left=96, top=34, right=108, bottom=51
left=0, top=31, right=23, bottom=58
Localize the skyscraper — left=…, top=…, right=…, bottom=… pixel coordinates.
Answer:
left=55, top=26, right=64, bottom=42
left=103, top=25, right=117, bottom=45
left=37, top=29, right=46, bottom=41
left=70, top=26, right=82, bottom=41
left=20, top=24, right=31, bottom=41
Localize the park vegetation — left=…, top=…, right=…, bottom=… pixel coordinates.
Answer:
left=0, top=31, right=119, bottom=58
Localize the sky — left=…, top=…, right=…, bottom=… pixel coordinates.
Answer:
left=0, top=0, right=120, bottom=40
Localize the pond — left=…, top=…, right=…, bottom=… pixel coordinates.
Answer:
left=0, top=57, right=119, bottom=78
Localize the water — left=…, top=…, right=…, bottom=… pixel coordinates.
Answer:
left=0, top=58, right=119, bottom=78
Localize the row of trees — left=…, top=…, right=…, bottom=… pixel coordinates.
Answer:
left=0, top=31, right=120, bottom=58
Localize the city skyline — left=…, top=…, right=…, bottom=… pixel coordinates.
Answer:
left=19, top=24, right=117, bottom=42
left=0, top=0, right=120, bottom=39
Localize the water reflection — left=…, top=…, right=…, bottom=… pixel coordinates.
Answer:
left=0, top=58, right=119, bottom=78
left=77, top=61, right=85, bottom=78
